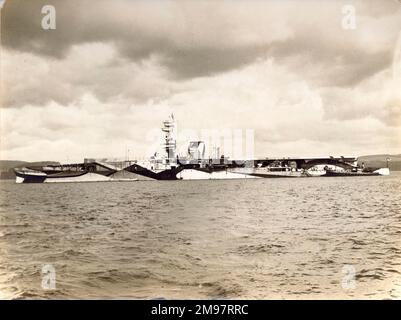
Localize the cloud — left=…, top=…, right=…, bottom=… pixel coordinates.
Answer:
left=2, top=43, right=174, bottom=108
left=1, top=54, right=400, bottom=161
left=3, top=0, right=400, bottom=81
left=1, top=0, right=401, bottom=161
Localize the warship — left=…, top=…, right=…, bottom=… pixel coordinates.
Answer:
left=14, top=115, right=390, bottom=183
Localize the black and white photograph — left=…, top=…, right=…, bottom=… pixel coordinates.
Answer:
left=0, top=0, right=401, bottom=308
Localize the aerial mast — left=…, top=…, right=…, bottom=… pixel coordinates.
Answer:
left=161, top=113, right=177, bottom=164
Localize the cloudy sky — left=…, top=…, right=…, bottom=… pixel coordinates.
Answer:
left=1, top=0, right=401, bottom=162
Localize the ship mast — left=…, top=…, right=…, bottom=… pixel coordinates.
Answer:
left=161, top=113, right=177, bottom=164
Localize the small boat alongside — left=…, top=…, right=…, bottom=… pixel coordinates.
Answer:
left=323, top=167, right=389, bottom=177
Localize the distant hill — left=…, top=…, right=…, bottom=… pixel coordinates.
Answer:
left=0, top=160, right=60, bottom=180
left=0, top=160, right=28, bottom=170
left=357, top=154, right=401, bottom=171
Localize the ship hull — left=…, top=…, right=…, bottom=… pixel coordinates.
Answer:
left=15, top=170, right=47, bottom=183
left=176, top=169, right=260, bottom=180
left=14, top=165, right=390, bottom=183
left=324, top=171, right=379, bottom=177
